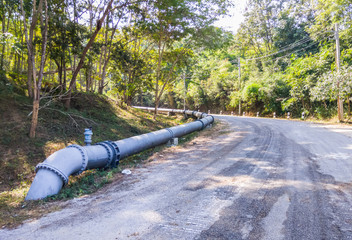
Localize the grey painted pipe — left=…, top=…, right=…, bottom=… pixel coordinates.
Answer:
left=25, top=108, right=214, bottom=200
left=133, top=106, right=212, bottom=119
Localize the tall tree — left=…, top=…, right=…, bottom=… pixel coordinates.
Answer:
left=64, top=0, right=118, bottom=108
left=142, top=0, right=232, bottom=117
left=21, top=0, right=49, bottom=138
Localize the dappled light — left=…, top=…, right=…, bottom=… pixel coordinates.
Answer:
left=2, top=0, right=352, bottom=238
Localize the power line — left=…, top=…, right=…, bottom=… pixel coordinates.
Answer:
left=243, top=31, right=334, bottom=61
left=273, top=35, right=312, bottom=52
left=236, top=40, right=322, bottom=67
left=255, top=41, right=320, bottom=65
left=245, top=37, right=312, bottom=61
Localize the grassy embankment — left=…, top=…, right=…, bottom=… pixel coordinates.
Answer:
left=0, top=84, right=196, bottom=228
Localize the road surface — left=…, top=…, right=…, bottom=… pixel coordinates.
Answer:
left=2, top=116, right=352, bottom=240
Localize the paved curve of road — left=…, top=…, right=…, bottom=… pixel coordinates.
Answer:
left=2, top=116, right=352, bottom=240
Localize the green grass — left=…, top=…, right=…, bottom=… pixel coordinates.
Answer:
left=46, top=168, right=118, bottom=201
left=0, top=89, right=196, bottom=228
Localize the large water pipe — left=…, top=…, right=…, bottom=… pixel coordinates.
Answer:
left=25, top=108, right=214, bottom=200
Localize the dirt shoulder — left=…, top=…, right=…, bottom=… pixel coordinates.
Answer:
left=0, top=119, right=225, bottom=229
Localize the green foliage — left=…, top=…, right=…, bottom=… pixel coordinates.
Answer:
left=110, top=29, right=154, bottom=104
left=223, top=0, right=352, bottom=118
left=1, top=0, right=352, bottom=128
left=242, top=82, right=261, bottom=105
left=311, top=65, right=352, bottom=102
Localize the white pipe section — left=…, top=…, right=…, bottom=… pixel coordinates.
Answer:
left=25, top=108, right=214, bottom=200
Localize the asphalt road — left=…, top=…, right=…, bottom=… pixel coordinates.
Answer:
left=2, top=116, right=352, bottom=240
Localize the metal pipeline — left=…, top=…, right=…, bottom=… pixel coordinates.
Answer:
left=25, top=108, right=214, bottom=200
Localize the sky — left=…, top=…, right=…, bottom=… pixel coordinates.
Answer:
left=214, top=0, right=248, bottom=34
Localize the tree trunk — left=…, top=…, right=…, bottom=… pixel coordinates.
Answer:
left=27, top=57, right=33, bottom=98
left=21, top=0, right=39, bottom=99
left=55, top=59, right=63, bottom=91
left=28, top=0, right=48, bottom=138
left=127, top=95, right=132, bottom=106
left=20, top=22, right=24, bottom=76
left=64, top=0, right=114, bottom=109
left=0, top=15, right=5, bottom=70
left=73, top=54, right=77, bottom=91
left=154, top=47, right=183, bottom=118
left=154, top=30, right=163, bottom=119
left=29, top=99, right=39, bottom=138
left=63, top=53, right=67, bottom=91
left=140, top=89, right=143, bottom=106
left=86, top=67, right=90, bottom=92
left=348, top=96, right=351, bottom=116
left=99, top=15, right=119, bottom=94
left=79, top=71, right=83, bottom=91
left=167, top=92, right=175, bottom=109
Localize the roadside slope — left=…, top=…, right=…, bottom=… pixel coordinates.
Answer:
left=0, top=90, right=184, bottom=228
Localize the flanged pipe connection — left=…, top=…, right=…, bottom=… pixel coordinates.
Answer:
left=25, top=107, right=214, bottom=200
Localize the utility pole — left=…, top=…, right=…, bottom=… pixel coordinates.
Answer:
left=335, top=23, right=344, bottom=122
left=238, top=57, right=241, bottom=115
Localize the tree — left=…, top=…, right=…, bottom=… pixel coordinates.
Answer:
left=311, top=65, right=352, bottom=113
left=110, top=28, right=154, bottom=105
left=142, top=0, right=232, bottom=117
left=64, top=0, right=125, bottom=108
left=21, top=0, right=49, bottom=138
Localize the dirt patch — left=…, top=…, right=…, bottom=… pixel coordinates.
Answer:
left=0, top=119, right=225, bottom=229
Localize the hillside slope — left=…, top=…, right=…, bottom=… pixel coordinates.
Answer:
left=0, top=85, right=185, bottom=227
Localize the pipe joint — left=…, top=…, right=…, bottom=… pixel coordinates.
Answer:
left=208, top=115, right=215, bottom=123
left=96, top=141, right=120, bottom=168
left=196, top=119, right=205, bottom=130
left=104, top=141, right=121, bottom=168
left=165, top=128, right=174, bottom=138
left=67, top=144, right=89, bottom=175
left=36, top=163, right=69, bottom=185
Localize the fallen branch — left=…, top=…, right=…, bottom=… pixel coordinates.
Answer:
left=45, top=108, right=99, bottom=126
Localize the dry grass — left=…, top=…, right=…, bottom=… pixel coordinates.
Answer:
left=0, top=92, right=188, bottom=228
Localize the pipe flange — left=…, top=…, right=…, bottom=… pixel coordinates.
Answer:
left=67, top=144, right=89, bottom=175
left=36, top=163, right=69, bottom=185
left=103, top=141, right=120, bottom=168
left=95, top=142, right=113, bottom=168
left=196, top=119, right=205, bottom=130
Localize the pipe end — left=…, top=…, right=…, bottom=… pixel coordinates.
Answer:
left=25, top=169, right=65, bottom=200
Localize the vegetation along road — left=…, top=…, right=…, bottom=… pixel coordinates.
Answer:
left=2, top=115, right=352, bottom=239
